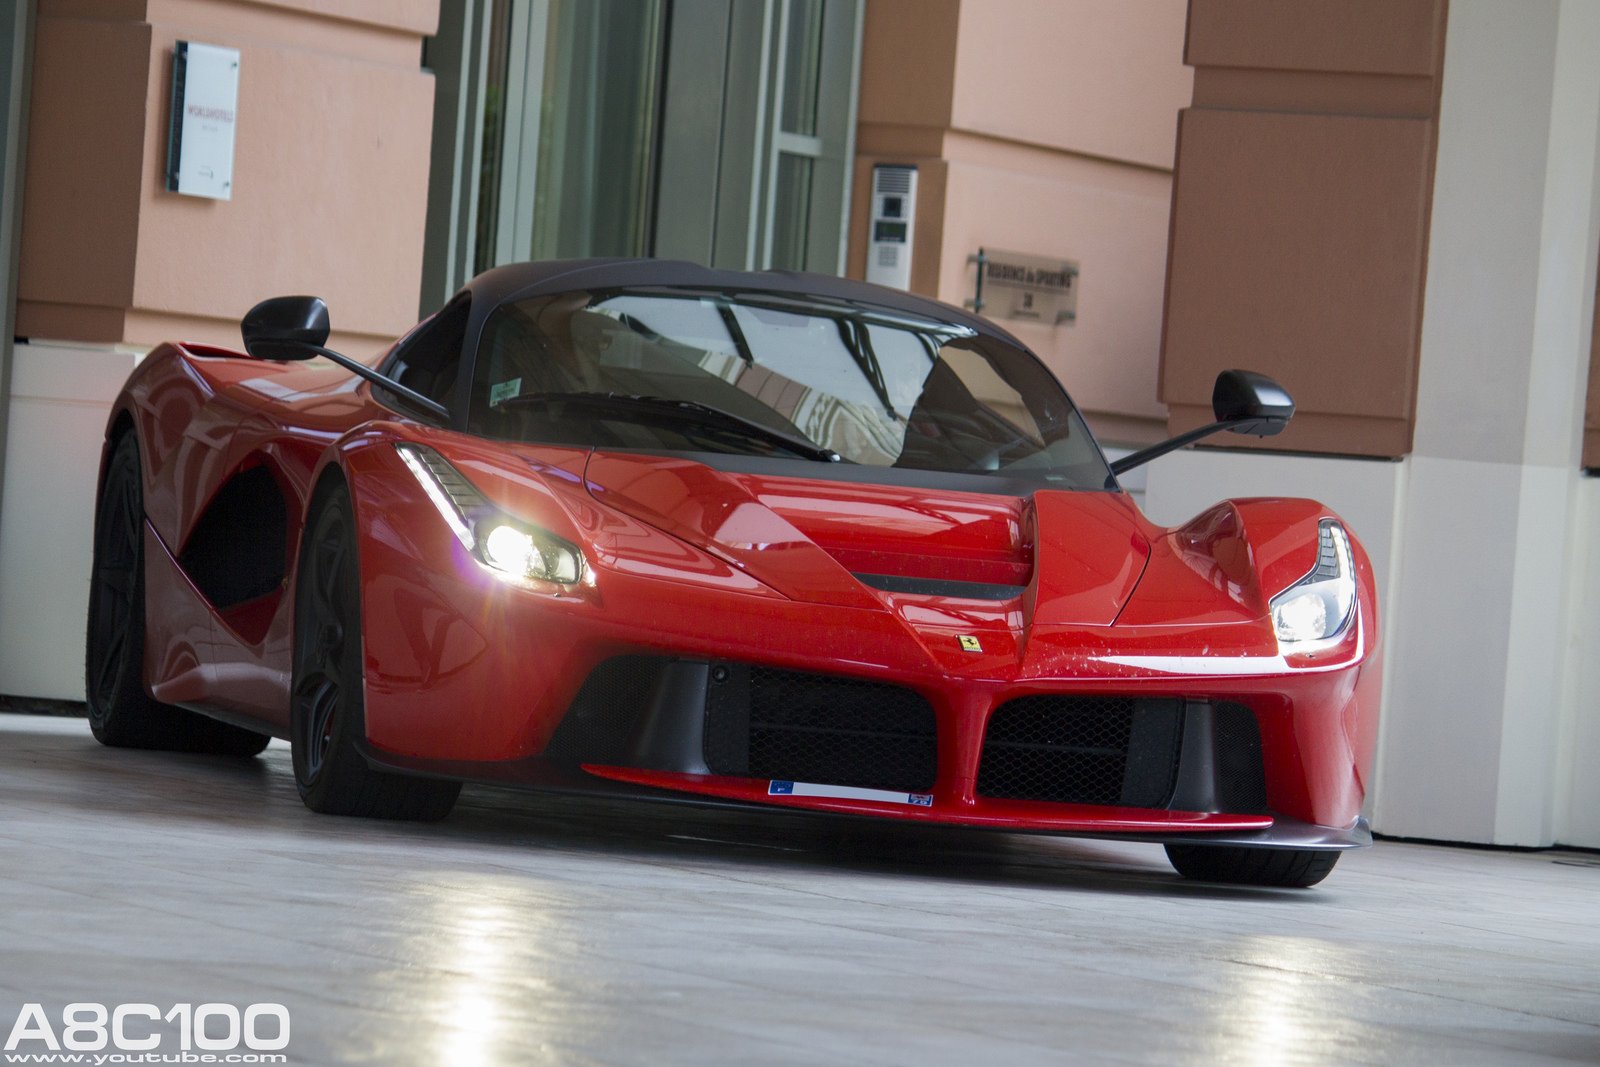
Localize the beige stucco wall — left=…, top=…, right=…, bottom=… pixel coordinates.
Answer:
left=850, top=0, right=1192, bottom=445
left=16, top=0, right=437, bottom=354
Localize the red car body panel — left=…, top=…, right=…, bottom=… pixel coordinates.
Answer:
left=105, top=321, right=1381, bottom=843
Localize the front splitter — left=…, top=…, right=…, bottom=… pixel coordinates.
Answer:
left=359, top=742, right=1369, bottom=850
left=583, top=766, right=1371, bottom=849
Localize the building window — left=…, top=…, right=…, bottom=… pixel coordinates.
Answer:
left=769, top=0, right=826, bottom=271
left=422, top=0, right=863, bottom=309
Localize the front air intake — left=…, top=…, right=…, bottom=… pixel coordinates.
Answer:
left=704, top=665, right=937, bottom=793
left=977, top=696, right=1184, bottom=808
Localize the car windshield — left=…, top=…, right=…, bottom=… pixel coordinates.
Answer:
left=466, top=286, right=1111, bottom=487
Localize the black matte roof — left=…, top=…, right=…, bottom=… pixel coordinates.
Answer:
left=459, top=258, right=1025, bottom=348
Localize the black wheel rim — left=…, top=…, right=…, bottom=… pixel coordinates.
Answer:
left=87, top=444, right=141, bottom=711
left=301, top=678, right=339, bottom=781
left=293, top=503, right=353, bottom=785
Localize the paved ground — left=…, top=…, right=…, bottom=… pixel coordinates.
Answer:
left=1, top=713, right=1596, bottom=1066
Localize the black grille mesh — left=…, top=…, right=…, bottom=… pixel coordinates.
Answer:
left=1213, top=702, right=1269, bottom=813
left=977, top=695, right=1182, bottom=807
left=541, top=656, right=667, bottom=764
left=705, top=665, right=937, bottom=793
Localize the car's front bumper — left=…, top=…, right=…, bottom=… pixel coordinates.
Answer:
left=346, top=440, right=1382, bottom=846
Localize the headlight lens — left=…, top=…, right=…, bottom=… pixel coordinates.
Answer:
left=1270, top=520, right=1355, bottom=647
left=483, top=524, right=533, bottom=573
left=396, top=443, right=585, bottom=586
left=478, top=521, right=584, bottom=584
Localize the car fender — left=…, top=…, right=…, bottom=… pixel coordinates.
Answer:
left=1116, top=497, right=1376, bottom=633
left=319, top=425, right=790, bottom=760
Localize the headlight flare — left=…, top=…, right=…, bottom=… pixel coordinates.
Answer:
left=483, top=524, right=537, bottom=575
left=395, top=443, right=587, bottom=587
left=1269, top=520, right=1356, bottom=650
left=476, top=520, right=585, bottom=586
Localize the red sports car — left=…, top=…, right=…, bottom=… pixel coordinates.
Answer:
left=87, top=259, right=1380, bottom=887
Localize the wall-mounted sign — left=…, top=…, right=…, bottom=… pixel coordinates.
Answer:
left=165, top=42, right=240, bottom=200
left=966, top=248, right=1079, bottom=325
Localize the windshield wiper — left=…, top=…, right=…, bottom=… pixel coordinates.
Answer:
left=496, top=391, right=842, bottom=462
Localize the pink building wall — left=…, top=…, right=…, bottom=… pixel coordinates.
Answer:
left=849, top=0, right=1192, bottom=444
left=16, top=0, right=438, bottom=355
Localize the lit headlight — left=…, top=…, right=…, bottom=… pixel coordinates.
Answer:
left=1269, top=520, right=1355, bottom=648
left=478, top=521, right=584, bottom=584
left=396, top=443, right=585, bottom=586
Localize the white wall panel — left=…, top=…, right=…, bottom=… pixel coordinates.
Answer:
left=0, top=342, right=140, bottom=700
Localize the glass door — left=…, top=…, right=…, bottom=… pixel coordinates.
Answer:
left=421, top=0, right=862, bottom=309
left=478, top=0, right=665, bottom=272
left=653, top=0, right=863, bottom=275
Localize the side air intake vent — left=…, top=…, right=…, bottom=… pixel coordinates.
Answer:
left=178, top=465, right=287, bottom=610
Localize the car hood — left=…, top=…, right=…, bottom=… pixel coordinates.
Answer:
left=581, top=452, right=1151, bottom=626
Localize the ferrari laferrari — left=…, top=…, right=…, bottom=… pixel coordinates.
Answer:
left=86, top=259, right=1380, bottom=887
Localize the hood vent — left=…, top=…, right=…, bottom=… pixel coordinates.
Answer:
left=853, top=572, right=1024, bottom=601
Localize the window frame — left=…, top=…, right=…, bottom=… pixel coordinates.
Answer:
left=374, top=293, right=473, bottom=424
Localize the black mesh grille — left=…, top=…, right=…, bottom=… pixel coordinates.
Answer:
left=1213, top=702, right=1269, bottom=813
left=978, top=696, right=1183, bottom=807
left=541, top=656, right=669, bottom=765
left=704, top=665, right=937, bottom=793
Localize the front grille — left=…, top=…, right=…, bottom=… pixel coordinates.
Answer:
left=977, top=696, right=1183, bottom=807
left=704, top=665, right=937, bottom=793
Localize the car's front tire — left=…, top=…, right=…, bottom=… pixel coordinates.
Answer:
left=289, top=477, right=460, bottom=820
left=85, top=432, right=271, bottom=758
left=1165, top=843, right=1341, bottom=888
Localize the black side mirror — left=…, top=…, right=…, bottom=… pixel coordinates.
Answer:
left=1212, top=369, right=1295, bottom=438
left=241, top=296, right=330, bottom=361
left=235, top=293, right=452, bottom=420
left=1108, top=368, right=1297, bottom=476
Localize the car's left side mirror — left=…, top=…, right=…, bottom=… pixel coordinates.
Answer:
left=1213, top=369, right=1295, bottom=438
left=241, top=295, right=330, bottom=362
left=1109, top=369, right=1297, bottom=476
left=237, top=293, right=452, bottom=421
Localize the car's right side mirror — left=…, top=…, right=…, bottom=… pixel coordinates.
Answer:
left=1108, top=369, right=1297, bottom=475
left=1213, top=369, right=1295, bottom=438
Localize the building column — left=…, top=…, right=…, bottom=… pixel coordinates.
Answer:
left=1148, top=0, right=1600, bottom=847
left=1378, top=0, right=1600, bottom=846
left=0, top=0, right=32, bottom=534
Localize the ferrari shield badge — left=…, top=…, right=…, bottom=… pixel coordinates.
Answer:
left=958, top=635, right=983, bottom=652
